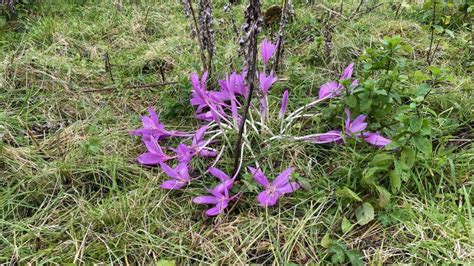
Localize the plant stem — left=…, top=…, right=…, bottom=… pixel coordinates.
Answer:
left=232, top=0, right=260, bottom=177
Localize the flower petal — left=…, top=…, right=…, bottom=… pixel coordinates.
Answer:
left=273, top=167, right=295, bottom=187
left=247, top=166, right=270, bottom=188
left=209, top=167, right=231, bottom=182
left=193, top=196, right=218, bottom=205
left=276, top=181, right=300, bottom=194
left=160, top=179, right=186, bottom=190
left=363, top=132, right=391, bottom=147
left=257, top=190, right=280, bottom=207
left=260, top=39, right=277, bottom=65
left=308, top=131, right=343, bottom=144
left=340, top=63, right=354, bottom=80
left=348, top=114, right=367, bottom=134
left=159, top=162, right=178, bottom=179
left=319, top=81, right=341, bottom=100
left=279, top=90, right=289, bottom=120
left=138, top=152, right=167, bottom=165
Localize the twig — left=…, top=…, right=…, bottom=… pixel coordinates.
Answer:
left=83, top=81, right=178, bottom=93
left=232, top=0, right=260, bottom=178
left=104, top=51, right=114, bottom=83
left=187, top=0, right=208, bottom=70
left=427, top=1, right=437, bottom=65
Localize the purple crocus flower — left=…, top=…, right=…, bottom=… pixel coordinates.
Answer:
left=363, top=132, right=392, bottom=147
left=159, top=162, right=191, bottom=190
left=218, top=71, right=248, bottom=98
left=259, top=70, right=278, bottom=94
left=248, top=166, right=300, bottom=207
left=260, top=39, right=277, bottom=65
left=193, top=167, right=236, bottom=216
left=191, top=125, right=217, bottom=158
left=305, top=109, right=391, bottom=147
left=340, top=63, right=354, bottom=80
left=259, top=70, right=278, bottom=120
left=170, top=143, right=193, bottom=163
left=190, top=72, right=235, bottom=124
left=279, top=90, right=289, bottom=120
left=318, top=63, right=357, bottom=100
left=318, top=81, right=341, bottom=100
left=131, top=107, right=188, bottom=140
left=137, top=136, right=173, bottom=165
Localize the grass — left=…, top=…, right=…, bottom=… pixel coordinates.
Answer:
left=1, top=0, right=473, bottom=264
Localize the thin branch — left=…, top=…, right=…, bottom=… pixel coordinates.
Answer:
left=232, top=0, right=261, bottom=178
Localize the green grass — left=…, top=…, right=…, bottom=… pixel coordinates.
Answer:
left=1, top=0, right=473, bottom=264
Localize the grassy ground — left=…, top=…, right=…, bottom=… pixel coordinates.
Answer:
left=1, top=0, right=473, bottom=264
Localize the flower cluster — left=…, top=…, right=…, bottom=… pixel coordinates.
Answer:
left=131, top=39, right=392, bottom=217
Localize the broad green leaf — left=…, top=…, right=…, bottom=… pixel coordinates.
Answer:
left=355, top=202, right=375, bottom=225
left=336, top=187, right=362, bottom=202
left=321, top=233, right=332, bottom=248
left=369, top=153, right=394, bottom=168
left=401, top=148, right=416, bottom=168
left=346, top=250, right=364, bottom=266
left=341, top=217, right=353, bottom=234
left=410, top=118, right=423, bottom=132
left=344, top=95, right=358, bottom=108
left=412, top=136, right=432, bottom=156
left=389, top=170, right=402, bottom=192
left=415, top=83, right=431, bottom=97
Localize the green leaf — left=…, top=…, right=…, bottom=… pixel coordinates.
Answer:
left=336, top=187, right=363, bottom=202
left=412, top=136, right=432, bottom=156
left=401, top=148, right=416, bottom=168
left=413, top=70, right=430, bottom=83
left=355, top=202, right=375, bottom=225
left=369, top=153, right=394, bottom=168
left=321, top=233, right=332, bottom=248
left=427, top=66, right=442, bottom=76
left=389, top=170, right=402, bottom=192
left=344, top=95, right=358, bottom=108
left=346, top=250, right=364, bottom=266
left=376, top=185, right=391, bottom=208
left=410, top=118, right=423, bottom=132
left=341, top=217, right=353, bottom=234
left=415, top=83, right=431, bottom=97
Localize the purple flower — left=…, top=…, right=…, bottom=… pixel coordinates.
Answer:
left=318, top=81, right=342, bottom=100
left=363, top=132, right=392, bottom=147
left=170, top=143, right=193, bottom=163
left=279, top=90, right=289, bottom=120
left=131, top=107, right=188, bottom=140
left=209, top=167, right=234, bottom=193
left=259, top=70, right=277, bottom=94
left=305, top=109, right=391, bottom=147
left=218, top=72, right=248, bottom=98
left=344, top=109, right=367, bottom=135
left=248, top=166, right=300, bottom=207
left=317, top=63, right=356, bottom=100
left=191, top=125, right=217, bottom=158
left=190, top=72, right=235, bottom=124
left=193, top=167, right=235, bottom=216
left=137, top=136, right=172, bottom=165
left=340, top=63, right=354, bottom=80
left=159, top=162, right=191, bottom=190
left=260, top=39, right=277, bottom=65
